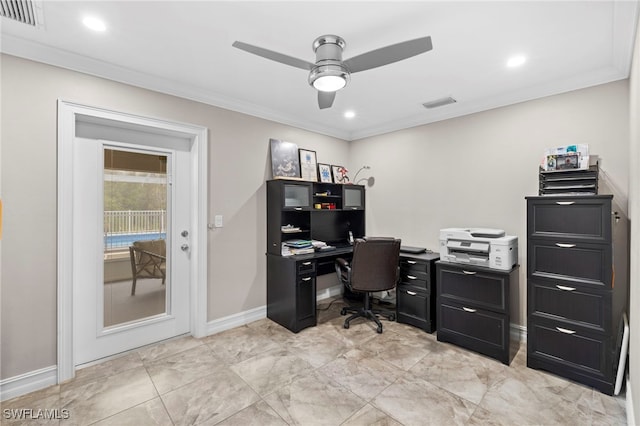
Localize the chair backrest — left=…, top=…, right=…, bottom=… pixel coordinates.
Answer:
left=350, top=237, right=401, bottom=292
left=133, top=239, right=166, bottom=259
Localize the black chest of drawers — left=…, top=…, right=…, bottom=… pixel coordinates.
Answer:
left=436, top=261, right=519, bottom=365
left=526, top=195, right=629, bottom=395
left=396, top=252, right=440, bottom=332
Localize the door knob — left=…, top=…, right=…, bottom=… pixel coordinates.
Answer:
left=181, top=244, right=189, bottom=251
left=181, top=230, right=189, bottom=237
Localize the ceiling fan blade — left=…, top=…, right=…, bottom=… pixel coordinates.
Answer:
left=318, top=91, right=336, bottom=109
left=343, top=36, right=433, bottom=73
left=232, top=41, right=315, bottom=71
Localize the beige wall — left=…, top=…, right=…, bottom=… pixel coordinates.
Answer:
left=628, top=11, right=640, bottom=425
left=0, top=54, right=349, bottom=380
left=1, top=52, right=634, bottom=387
left=351, top=80, right=630, bottom=327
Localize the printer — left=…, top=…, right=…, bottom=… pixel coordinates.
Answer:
left=439, top=228, right=518, bottom=271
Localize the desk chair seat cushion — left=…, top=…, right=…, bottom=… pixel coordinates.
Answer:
left=335, top=237, right=401, bottom=333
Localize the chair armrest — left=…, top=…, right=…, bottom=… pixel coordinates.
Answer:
left=335, top=257, right=352, bottom=285
left=335, top=258, right=350, bottom=269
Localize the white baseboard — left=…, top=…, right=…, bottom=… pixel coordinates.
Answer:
left=511, top=323, right=527, bottom=343
left=317, top=284, right=343, bottom=301
left=205, top=305, right=267, bottom=336
left=627, top=376, right=635, bottom=426
left=0, top=365, right=57, bottom=402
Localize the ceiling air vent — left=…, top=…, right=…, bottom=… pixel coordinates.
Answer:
left=0, top=0, right=41, bottom=26
left=422, top=96, right=457, bottom=109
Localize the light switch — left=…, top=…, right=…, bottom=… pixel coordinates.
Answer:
left=214, top=215, right=223, bottom=228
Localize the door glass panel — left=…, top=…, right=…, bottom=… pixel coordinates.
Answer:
left=103, top=148, right=169, bottom=328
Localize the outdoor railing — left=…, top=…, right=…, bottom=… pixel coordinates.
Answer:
left=104, top=210, right=166, bottom=250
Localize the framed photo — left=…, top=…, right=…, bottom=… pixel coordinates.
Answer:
left=270, top=138, right=300, bottom=179
left=318, top=163, right=333, bottom=183
left=331, top=165, right=350, bottom=184
left=299, top=148, right=318, bottom=182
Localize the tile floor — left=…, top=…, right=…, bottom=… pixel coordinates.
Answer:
left=3, top=298, right=627, bottom=425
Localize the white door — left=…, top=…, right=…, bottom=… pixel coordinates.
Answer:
left=73, top=137, right=191, bottom=365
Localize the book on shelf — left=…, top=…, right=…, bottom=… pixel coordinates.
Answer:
left=284, top=239, right=313, bottom=248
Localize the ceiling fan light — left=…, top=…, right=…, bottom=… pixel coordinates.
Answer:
left=309, top=64, right=349, bottom=92
left=314, top=75, right=346, bottom=92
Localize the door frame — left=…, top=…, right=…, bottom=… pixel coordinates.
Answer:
left=57, top=100, right=208, bottom=382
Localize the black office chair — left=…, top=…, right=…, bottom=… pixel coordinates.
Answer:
left=335, top=237, right=401, bottom=333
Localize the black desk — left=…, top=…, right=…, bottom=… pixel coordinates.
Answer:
left=266, top=248, right=440, bottom=333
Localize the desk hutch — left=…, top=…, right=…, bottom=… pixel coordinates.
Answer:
left=266, top=179, right=365, bottom=332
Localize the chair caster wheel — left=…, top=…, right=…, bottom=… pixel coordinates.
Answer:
left=377, top=326, right=383, bottom=334
left=343, top=322, right=350, bottom=329
left=340, top=308, right=347, bottom=315
left=389, top=314, right=396, bottom=322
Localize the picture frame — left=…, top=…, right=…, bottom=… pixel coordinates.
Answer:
left=331, top=165, right=350, bottom=184
left=270, top=138, right=300, bottom=179
left=318, top=163, right=333, bottom=183
left=298, top=148, right=318, bottom=182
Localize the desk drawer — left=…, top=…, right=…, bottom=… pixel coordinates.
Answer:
left=397, top=286, right=434, bottom=332
left=527, top=197, right=610, bottom=242
left=528, top=239, right=611, bottom=288
left=297, top=260, right=316, bottom=275
left=400, top=270, right=429, bottom=291
left=400, top=258, right=431, bottom=274
left=528, top=278, right=610, bottom=333
left=437, top=265, right=507, bottom=313
left=438, top=301, right=508, bottom=358
left=527, top=318, right=610, bottom=381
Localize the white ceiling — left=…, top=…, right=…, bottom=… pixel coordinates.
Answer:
left=1, top=1, right=638, bottom=140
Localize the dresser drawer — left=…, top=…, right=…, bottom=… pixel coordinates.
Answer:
left=527, top=318, right=611, bottom=381
left=437, top=264, right=507, bottom=313
left=528, top=278, right=611, bottom=333
left=528, top=239, right=611, bottom=288
left=438, top=301, right=508, bottom=360
left=527, top=197, right=611, bottom=242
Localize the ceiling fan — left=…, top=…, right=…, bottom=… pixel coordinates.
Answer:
left=232, top=35, right=433, bottom=109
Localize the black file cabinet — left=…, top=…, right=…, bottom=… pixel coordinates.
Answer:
left=436, top=261, right=519, bottom=365
left=267, top=254, right=317, bottom=333
left=396, top=252, right=439, bottom=332
left=526, top=195, right=628, bottom=395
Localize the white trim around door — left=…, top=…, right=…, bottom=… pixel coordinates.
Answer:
left=57, top=100, right=208, bottom=383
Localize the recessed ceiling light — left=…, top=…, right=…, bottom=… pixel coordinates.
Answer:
left=344, top=110, right=356, bottom=119
left=83, top=16, right=106, bottom=32
left=507, top=55, right=526, bottom=68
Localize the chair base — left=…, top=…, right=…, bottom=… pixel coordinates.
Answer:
left=341, top=293, right=396, bottom=333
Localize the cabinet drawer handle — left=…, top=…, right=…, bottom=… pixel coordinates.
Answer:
left=407, top=290, right=417, bottom=296
left=301, top=277, right=312, bottom=282
left=462, top=270, right=476, bottom=275
left=556, top=327, right=576, bottom=335
left=407, top=260, right=417, bottom=264
left=555, top=243, right=576, bottom=248
left=556, top=201, right=575, bottom=206
left=556, top=285, right=576, bottom=291
left=302, top=261, right=312, bottom=266
left=294, top=207, right=303, bottom=211
left=462, top=307, right=477, bottom=313
left=407, top=275, right=417, bottom=280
